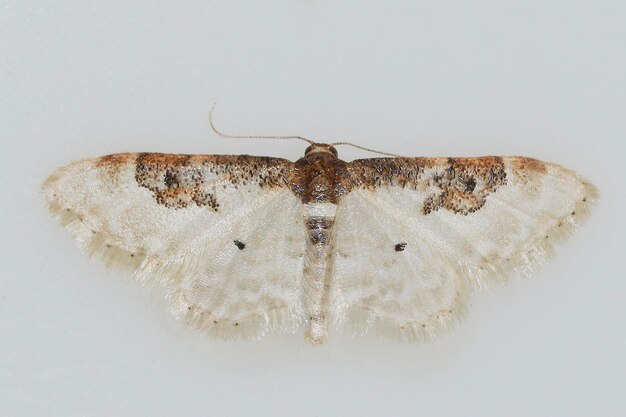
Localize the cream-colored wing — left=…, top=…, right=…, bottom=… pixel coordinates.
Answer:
left=43, top=153, right=306, bottom=338
left=331, top=156, right=597, bottom=341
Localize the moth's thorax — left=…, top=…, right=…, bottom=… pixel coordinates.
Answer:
left=291, top=146, right=351, bottom=205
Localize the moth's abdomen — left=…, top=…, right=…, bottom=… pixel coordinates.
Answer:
left=302, top=203, right=337, bottom=345
left=307, top=216, right=334, bottom=245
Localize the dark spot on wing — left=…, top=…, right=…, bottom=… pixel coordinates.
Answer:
left=163, top=170, right=178, bottom=188
left=395, top=242, right=407, bottom=252
left=465, top=178, right=476, bottom=192
left=234, top=240, right=246, bottom=250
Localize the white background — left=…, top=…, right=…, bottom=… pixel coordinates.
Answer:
left=1, top=1, right=624, bottom=416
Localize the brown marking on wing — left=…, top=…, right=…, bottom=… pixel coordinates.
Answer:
left=433, top=158, right=507, bottom=215
left=134, top=153, right=294, bottom=210
left=506, top=157, right=547, bottom=189
left=423, top=188, right=487, bottom=215
left=96, top=153, right=136, bottom=167
left=347, top=157, right=508, bottom=216
left=347, top=157, right=443, bottom=190
left=94, top=153, right=138, bottom=185
left=509, top=157, right=547, bottom=173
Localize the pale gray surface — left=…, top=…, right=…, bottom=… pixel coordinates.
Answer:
left=1, top=1, right=624, bottom=416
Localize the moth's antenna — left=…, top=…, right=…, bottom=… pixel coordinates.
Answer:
left=209, top=104, right=316, bottom=145
left=330, top=141, right=400, bottom=157
left=209, top=104, right=400, bottom=157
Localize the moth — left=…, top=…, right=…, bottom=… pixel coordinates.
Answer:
left=43, top=141, right=596, bottom=345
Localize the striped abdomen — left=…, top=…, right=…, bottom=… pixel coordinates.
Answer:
left=302, top=203, right=336, bottom=345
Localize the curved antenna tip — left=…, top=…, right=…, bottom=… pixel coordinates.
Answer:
left=208, top=106, right=315, bottom=145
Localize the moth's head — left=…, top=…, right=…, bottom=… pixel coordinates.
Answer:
left=304, top=143, right=338, bottom=158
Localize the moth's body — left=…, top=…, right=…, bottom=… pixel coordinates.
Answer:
left=43, top=143, right=597, bottom=345
left=294, top=145, right=344, bottom=344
